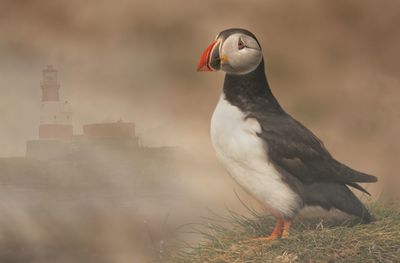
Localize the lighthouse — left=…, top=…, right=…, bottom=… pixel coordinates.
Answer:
left=38, top=65, right=73, bottom=139
left=27, top=65, right=142, bottom=160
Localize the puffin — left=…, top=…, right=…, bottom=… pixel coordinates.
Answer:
left=197, top=28, right=377, bottom=241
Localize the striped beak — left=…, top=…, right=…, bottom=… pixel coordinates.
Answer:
left=197, top=39, right=221, bottom=72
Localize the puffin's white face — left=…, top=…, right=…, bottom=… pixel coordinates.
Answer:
left=197, top=30, right=263, bottom=75
left=219, top=33, right=262, bottom=75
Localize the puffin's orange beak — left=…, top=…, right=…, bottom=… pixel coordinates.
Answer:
left=197, top=40, right=220, bottom=72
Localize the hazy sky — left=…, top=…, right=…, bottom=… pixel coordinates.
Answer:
left=0, top=2, right=399, bottom=261
left=0, top=0, right=399, bottom=182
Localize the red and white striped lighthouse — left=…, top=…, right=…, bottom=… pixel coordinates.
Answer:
left=38, top=65, right=73, bottom=139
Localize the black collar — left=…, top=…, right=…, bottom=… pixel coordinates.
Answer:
left=223, top=60, right=284, bottom=115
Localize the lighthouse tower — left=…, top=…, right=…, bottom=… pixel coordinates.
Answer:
left=38, top=65, right=73, bottom=139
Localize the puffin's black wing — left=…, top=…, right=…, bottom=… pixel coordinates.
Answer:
left=253, top=112, right=377, bottom=191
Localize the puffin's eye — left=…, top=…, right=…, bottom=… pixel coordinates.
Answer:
left=238, top=38, right=245, bottom=50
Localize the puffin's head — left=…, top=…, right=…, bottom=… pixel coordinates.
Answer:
left=197, top=28, right=263, bottom=75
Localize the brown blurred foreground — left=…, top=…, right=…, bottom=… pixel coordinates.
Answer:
left=0, top=149, right=238, bottom=262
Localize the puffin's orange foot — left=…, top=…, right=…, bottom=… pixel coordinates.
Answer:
left=240, top=219, right=292, bottom=242
left=241, top=218, right=283, bottom=243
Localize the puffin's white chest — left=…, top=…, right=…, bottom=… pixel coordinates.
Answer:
left=210, top=95, right=300, bottom=217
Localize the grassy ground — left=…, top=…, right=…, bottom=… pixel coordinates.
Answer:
left=169, top=202, right=400, bottom=263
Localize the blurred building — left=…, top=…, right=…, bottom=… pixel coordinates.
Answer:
left=26, top=65, right=142, bottom=160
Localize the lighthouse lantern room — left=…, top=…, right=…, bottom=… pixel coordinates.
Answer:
left=38, top=65, right=73, bottom=139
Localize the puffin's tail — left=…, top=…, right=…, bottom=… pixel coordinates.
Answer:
left=332, top=162, right=377, bottom=196
left=347, top=182, right=372, bottom=196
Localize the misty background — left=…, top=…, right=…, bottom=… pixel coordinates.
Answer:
left=0, top=0, right=399, bottom=262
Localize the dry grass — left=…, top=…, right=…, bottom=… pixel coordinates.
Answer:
left=169, top=202, right=400, bottom=263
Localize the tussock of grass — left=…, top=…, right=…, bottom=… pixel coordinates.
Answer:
left=170, top=203, right=400, bottom=263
